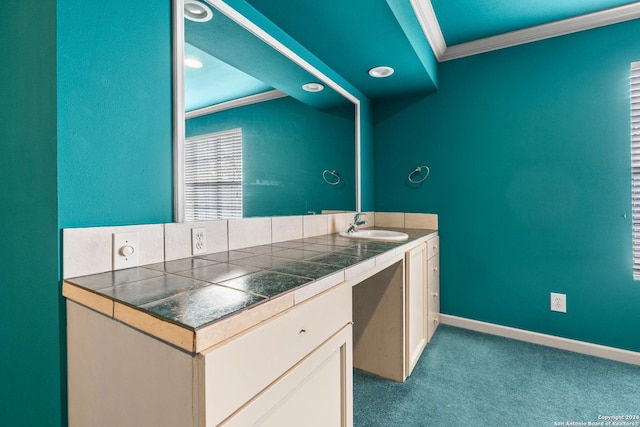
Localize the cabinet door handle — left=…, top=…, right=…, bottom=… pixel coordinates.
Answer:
left=299, top=329, right=307, bottom=334
left=432, top=292, right=439, bottom=298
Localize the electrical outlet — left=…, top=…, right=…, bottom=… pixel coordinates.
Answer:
left=113, top=232, right=139, bottom=270
left=550, top=292, right=566, bottom=313
left=191, top=227, right=207, bottom=255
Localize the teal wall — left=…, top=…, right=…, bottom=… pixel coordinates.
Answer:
left=0, top=1, right=61, bottom=426
left=57, top=0, right=173, bottom=228
left=186, top=97, right=356, bottom=216
left=374, top=19, right=640, bottom=352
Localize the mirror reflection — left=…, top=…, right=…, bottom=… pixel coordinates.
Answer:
left=180, top=0, right=357, bottom=220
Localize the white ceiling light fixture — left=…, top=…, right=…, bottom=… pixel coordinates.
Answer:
left=302, top=82, right=324, bottom=92
left=184, top=0, right=213, bottom=22
left=368, top=66, right=395, bottom=78
left=184, top=58, right=203, bottom=68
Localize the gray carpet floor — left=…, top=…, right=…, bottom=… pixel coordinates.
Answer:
left=354, top=324, right=640, bottom=426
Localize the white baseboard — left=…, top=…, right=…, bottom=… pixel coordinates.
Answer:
left=440, top=314, right=640, bottom=366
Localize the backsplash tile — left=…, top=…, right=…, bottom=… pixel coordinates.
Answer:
left=405, top=213, right=438, bottom=229
left=228, top=217, right=272, bottom=250
left=272, top=216, right=303, bottom=242
left=374, top=212, right=405, bottom=228
left=327, top=212, right=350, bottom=233
left=303, top=214, right=328, bottom=237
left=63, top=224, right=164, bottom=278
left=62, top=212, right=438, bottom=278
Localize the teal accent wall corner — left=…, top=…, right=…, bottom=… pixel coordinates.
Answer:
left=374, top=19, right=640, bottom=352
left=0, top=1, right=62, bottom=426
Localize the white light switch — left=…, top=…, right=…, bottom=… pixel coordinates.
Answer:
left=113, top=232, right=139, bottom=270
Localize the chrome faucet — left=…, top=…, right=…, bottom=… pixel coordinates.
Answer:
left=346, top=212, right=367, bottom=233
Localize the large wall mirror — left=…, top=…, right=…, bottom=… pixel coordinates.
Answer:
left=173, top=0, right=362, bottom=222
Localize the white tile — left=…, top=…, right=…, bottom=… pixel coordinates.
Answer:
left=327, top=212, right=351, bottom=234
left=374, top=212, right=405, bottom=228
left=164, top=220, right=228, bottom=261
left=63, top=228, right=111, bottom=279
left=303, top=215, right=329, bottom=237
left=228, top=217, right=272, bottom=250
left=63, top=224, right=164, bottom=278
left=272, top=216, right=303, bottom=242
left=293, top=271, right=345, bottom=304
left=345, top=258, right=376, bottom=281
left=405, top=213, right=438, bottom=230
left=362, top=211, right=375, bottom=227
left=375, top=248, right=403, bottom=266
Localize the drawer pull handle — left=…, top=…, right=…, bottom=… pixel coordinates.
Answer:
left=433, top=292, right=439, bottom=298
left=299, top=329, right=307, bottom=334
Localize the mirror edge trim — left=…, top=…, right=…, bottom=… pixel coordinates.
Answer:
left=173, top=0, right=186, bottom=223
left=173, top=0, right=362, bottom=221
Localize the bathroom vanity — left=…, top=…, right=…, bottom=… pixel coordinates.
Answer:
left=62, top=215, right=439, bottom=427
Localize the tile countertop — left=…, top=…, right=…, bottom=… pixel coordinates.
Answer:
left=63, top=228, right=437, bottom=353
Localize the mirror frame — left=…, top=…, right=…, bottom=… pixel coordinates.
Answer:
left=172, top=0, right=362, bottom=222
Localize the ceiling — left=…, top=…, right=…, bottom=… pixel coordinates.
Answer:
left=185, top=0, right=640, bottom=111
left=245, top=0, right=639, bottom=97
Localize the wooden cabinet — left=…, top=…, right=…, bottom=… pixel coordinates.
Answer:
left=67, top=282, right=352, bottom=427
left=65, top=228, right=440, bottom=425
left=222, top=325, right=352, bottom=426
left=352, top=233, right=440, bottom=382
left=199, top=282, right=352, bottom=426
left=405, top=243, right=428, bottom=376
left=426, top=235, right=440, bottom=342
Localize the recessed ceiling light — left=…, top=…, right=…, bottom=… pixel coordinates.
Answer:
left=184, top=0, right=213, bottom=22
left=302, top=82, right=324, bottom=92
left=184, top=58, right=203, bottom=68
left=368, top=66, right=395, bottom=78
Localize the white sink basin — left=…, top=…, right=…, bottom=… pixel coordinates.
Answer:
left=339, top=229, right=409, bottom=242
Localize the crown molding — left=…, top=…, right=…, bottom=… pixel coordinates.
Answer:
left=185, top=89, right=286, bottom=119
left=410, top=0, right=447, bottom=59
left=440, top=2, right=640, bottom=61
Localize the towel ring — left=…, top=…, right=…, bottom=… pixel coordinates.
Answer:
left=323, top=169, right=341, bottom=185
left=408, top=166, right=430, bottom=184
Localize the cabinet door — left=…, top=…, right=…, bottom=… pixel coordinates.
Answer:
left=405, top=243, right=428, bottom=376
left=222, top=325, right=353, bottom=427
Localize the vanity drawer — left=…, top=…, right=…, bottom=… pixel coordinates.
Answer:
left=428, top=276, right=440, bottom=316
left=427, top=252, right=439, bottom=285
left=199, top=282, right=352, bottom=427
left=427, top=235, right=439, bottom=259
left=427, top=314, right=440, bottom=342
